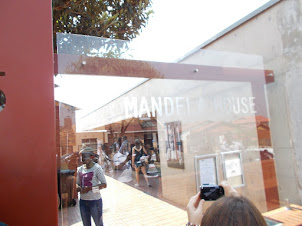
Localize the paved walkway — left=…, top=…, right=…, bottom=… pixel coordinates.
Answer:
left=59, top=176, right=187, bottom=225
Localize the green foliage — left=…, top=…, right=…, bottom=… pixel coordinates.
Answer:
left=53, top=0, right=153, bottom=53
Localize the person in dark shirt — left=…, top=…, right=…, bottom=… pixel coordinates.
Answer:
left=131, top=139, right=151, bottom=187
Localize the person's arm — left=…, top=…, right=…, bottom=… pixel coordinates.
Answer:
left=76, top=169, right=82, bottom=192
left=142, top=146, right=147, bottom=155
left=98, top=183, right=107, bottom=189
left=76, top=185, right=82, bottom=192
left=80, top=186, right=92, bottom=193
left=96, top=166, right=107, bottom=189
left=76, top=180, right=82, bottom=192
left=132, top=148, right=135, bottom=168
left=121, top=152, right=130, bottom=165
left=80, top=184, right=106, bottom=193
left=142, top=146, right=149, bottom=163
left=186, top=192, right=204, bottom=225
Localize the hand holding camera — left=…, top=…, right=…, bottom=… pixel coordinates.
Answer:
left=187, top=181, right=239, bottom=225
left=200, top=181, right=239, bottom=200
left=200, top=184, right=224, bottom=201
left=186, top=192, right=204, bottom=225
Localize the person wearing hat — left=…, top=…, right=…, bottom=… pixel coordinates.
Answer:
left=76, top=147, right=107, bottom=226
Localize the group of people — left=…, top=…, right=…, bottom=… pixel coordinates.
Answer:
left=113, top=136, right=160, bottom=187
left=76, top=146, right=267, bottom=226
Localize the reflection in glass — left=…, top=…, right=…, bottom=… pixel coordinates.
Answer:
left=0, top=90, right=6, bottom=112
left=54, top=1, right=302, bottom=224
left=55, top=68, right=275, bottom=212
left=55, top=33, right=280, bottom=226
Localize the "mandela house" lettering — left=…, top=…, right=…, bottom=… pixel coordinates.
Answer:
left=124, top=96, right=256, bottom=118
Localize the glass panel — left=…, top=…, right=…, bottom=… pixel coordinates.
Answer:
left=55, top=1, right=302, bottom=224
left=55, top=33, right=285, bottom=225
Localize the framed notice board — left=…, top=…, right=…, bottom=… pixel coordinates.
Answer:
left=194, top=154, right=219, bottom=192
left=221, top=151, right=245, bottom=188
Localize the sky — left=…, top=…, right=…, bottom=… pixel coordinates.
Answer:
left=129, top=0, right=271, bottom=62
left=55, top=75, right=147, bottom=112
left=55, top=0, right=271, bottom=131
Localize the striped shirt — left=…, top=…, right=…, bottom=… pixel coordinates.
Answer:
left=76, top=163, right=107, bottom=200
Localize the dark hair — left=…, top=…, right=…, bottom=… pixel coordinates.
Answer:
left=123, top=136, right=127, bottom=140
left=201, top=196, right=267, bottom=226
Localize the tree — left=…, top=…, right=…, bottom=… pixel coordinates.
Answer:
left=53, top=0, right=153, bottom=53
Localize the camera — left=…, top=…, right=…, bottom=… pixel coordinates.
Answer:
left=200, top=184, right=224, bottom=201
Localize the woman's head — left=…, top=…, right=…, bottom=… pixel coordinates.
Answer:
left=201, top=196, right=267, bottom=226
left=135, top=139, right=140, bottom=147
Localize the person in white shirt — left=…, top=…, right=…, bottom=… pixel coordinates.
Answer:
left=76, top=147, right=107, bottom=226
